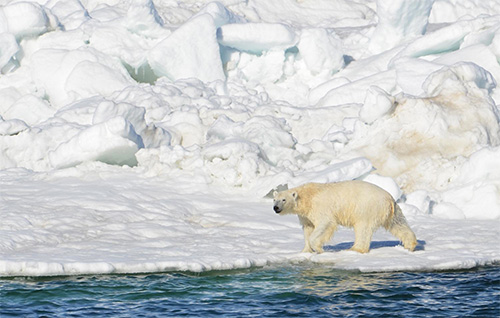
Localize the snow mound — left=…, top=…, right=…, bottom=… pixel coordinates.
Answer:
left=351, top=62, right=500, bottom=191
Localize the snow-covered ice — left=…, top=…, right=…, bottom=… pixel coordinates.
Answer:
left=0, top=0, right=499, bottom=276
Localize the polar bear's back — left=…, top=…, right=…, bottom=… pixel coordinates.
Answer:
left=296, top=180, right=395, bottom=227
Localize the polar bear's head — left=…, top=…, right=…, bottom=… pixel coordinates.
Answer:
left=273, top=190, right=297, bottom=214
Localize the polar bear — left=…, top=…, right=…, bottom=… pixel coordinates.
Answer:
left=273, top=180, right=417, bottom=253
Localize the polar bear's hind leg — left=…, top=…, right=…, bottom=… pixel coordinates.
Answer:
left=387, top=204, right=417, bottom=251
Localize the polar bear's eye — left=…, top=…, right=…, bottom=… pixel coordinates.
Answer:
left=282, top=199, right=286, bottom=202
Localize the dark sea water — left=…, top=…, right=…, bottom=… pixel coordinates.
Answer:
left=1, top=265, right=499, bottom=317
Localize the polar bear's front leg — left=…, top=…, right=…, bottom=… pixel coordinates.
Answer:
left=301, top=225, right=314, bottom=253
left=299, top=216, right=314, bottom=253
left=309, top=222, right=332, bottom=253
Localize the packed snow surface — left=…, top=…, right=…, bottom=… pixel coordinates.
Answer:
left=0, top=0, right=499, bottom=276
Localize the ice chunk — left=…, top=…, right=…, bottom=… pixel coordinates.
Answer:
left=93, top=101, right=147, bottom=137
left=0, top=32, right=19, bottom=73
left=315, top=70, right=397, bottom=106
left=492, top=28, right=500, bottom=62
left=231, top=0, right=375, bottom=29
left=394, top=17, right=497, bottom=59
left=0, top=118, right=29, bottom=136
left=392, top=57, right=442, bottom=96
left=453, top=147, right=500, bottom=185
left=309, top=45, right=400, bottom=106
left=432, top=44, right=500, bottom=91
left=159, top=110, right=205, bottom=147
left=461, top=21, right=500, bottom=49
left=308, top=77, right=350, bottom=106
left=30, top=48, right=134, bottom=108
left=405, top=190, right=431, bottom=214
left=45, top=0, right=90, bottom=30
left=233, top=50, right=286, bottom=85
left=0, top=2, right=51, bottom=39
left=369, top=0, right=435, bottom=53
left=359, top=86, right=395, bottom=124
left=65, top=60, right=135, bottom=102
left=54, top=96, right=104, bottom=126
left=194, top=1, right=246, bottom=28
left=297, top=28, right=344, bottom=75
left=148, top=14, right=225, bottom=83
left=362, top=173, right=403, bottom=201
left=202, top=139, right=270, bottom=187
left=0, top=87, right=24, bottom=114
left=124, top=0, right=164, bottom=37
left=93, top=100, right=171, bottom=148
left=3, top=94, right=54, bottom=126
left=207, top=115, right=296, bottom=164
left=49, top=117, right=143, bottom=168
left=217, top=23, right=297, bottom=54
left=422, top=62, right=496, bottom=96
left=429, top=0, right=500, bottom=23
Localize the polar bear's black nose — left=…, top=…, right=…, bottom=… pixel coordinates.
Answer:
left=274, top=205, right=281, bottom=213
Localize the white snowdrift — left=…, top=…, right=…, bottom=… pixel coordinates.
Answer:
left=0, top=168, right=498, bottom=276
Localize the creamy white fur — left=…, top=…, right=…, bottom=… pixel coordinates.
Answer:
left=273, top=181, right=417, bottom=253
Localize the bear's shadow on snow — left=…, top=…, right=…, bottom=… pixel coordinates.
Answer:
left=325, top=240, right=426, bottom=252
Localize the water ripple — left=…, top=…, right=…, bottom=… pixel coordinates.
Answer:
left=1, top=265, right=499, bottom=317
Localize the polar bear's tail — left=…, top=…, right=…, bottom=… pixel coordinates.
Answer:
left=388, top=202, right=418, bottom=252
left=390, top=200, right=396, bottom=217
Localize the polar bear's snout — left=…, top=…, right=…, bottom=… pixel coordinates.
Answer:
left=273, top=204, right=282, bottom=213
left=273, top=200, right=284, bottom=213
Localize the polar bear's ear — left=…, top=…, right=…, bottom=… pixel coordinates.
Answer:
left=292, top=191, right=298, bottom=200
left=273, top=191, right=278, bottom=198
